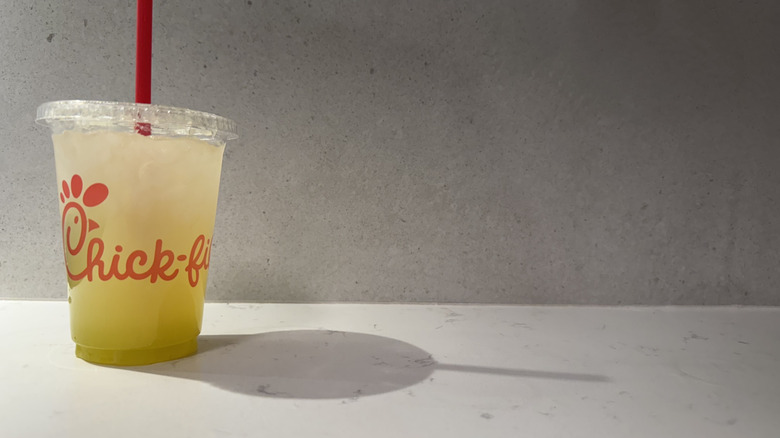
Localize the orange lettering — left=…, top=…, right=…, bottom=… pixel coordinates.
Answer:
left=185, top=235, right=206, bottom=287
left=107, top=245, right=129, bottom=280
left=65, top=235, right=211, bottom=287
left=149, top=239, right=178, bottom=283
left=125, top=250, right=152, bottom=280
left=87, top=238, right=106, bottom=281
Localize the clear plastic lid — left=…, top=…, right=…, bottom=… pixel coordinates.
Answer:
left=36, top=100, right=238, bottom=146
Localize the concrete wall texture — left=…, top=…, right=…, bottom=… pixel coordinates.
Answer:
left=1, top=1, right=778, bottom=304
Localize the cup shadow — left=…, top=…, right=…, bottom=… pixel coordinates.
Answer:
left=124, top=330, right=609, bottom=399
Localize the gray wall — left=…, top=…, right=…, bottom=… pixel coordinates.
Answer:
left=1, top=0, right=778, bottom=304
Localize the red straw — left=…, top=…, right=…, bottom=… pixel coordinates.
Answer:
left=135, top=0, right=153, bottom=104
left=135, top=0, right=153, bottom=135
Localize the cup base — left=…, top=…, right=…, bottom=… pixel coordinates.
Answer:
left=75, top=339, right=198, bottom=366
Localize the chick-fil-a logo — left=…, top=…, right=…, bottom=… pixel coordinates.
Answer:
left=59, top=174, right=211, bottom=287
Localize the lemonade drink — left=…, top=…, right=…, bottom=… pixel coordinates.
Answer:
left=37, top=101, right=237, bottom=365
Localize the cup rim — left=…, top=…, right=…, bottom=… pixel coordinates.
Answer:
left=36, top=100, right=238, bottom=141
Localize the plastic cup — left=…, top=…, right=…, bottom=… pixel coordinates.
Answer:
left=35, top=100, right=238, bottom=365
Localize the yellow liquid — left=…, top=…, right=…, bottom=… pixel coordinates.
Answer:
left=52, top=130, right=224, bottom=365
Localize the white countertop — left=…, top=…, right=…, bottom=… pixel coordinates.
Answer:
left=1, top=301, right=779, bottom=438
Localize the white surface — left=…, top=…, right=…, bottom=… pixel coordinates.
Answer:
left=1, top=301, right=779, bottom=437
